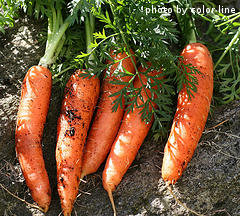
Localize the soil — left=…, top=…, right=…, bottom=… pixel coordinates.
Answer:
left=0, top=11, right=240, bottom=216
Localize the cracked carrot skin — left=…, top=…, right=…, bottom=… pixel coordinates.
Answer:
left=81, top=50, right=136, bottom=178
left=15, top=65, right=52, bottom=212
left=102, top=64, right=161, bottom=195
left=56, top=70, right=100, bottom=216
left=162, top=43, right=214, bottom=184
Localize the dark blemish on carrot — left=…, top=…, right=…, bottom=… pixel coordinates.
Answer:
left=82, top=104, right=91, bottom=111
left=60, top=177, right=64, bottom=183
left=64, top=127, right=75, bottom=137
left=65, top=108, right=82, bottom=122
left=47, top=190, right=51, bottom=196
left=182, top=161, right=186, bottom=168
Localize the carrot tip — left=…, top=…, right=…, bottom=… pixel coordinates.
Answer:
left=80, top=172, right=85, bottom=180
left=62, top=208, right=72, bottom=216
left=42, top=206, right=49, bottom=213
left=107, top=189, right=117, bottom=216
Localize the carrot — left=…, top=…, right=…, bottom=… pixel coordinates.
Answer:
left=81, top=50, right=136, bottom=179
left=56, top=70, right=100, bottom=216
left=102, top=64, right=162, bottom=215
left=161, top=43, right=213, bottom=184
left=15, top=65, right=52, bottom=212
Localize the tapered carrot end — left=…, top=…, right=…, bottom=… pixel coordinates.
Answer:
left=60, top=198, right=77, bottom=216
left=61, top=206, right=72, bottom=216
left=42, top=205, right=49, bottom=213
left=59, top=194, right=75, bottom=216
left=80, top=172, right=85, bottom=180
left=107, top=189, right=117, bottom=216
left=33, top=192, right=51, bottom=213
left=63, top=211, right=71, bottom=216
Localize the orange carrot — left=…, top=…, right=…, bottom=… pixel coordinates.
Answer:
left=81, top=50, right=136, bottom=179
left=102, top=64, right=162, bottom=215
left=56, top=70, right=100, bottom=216
left=161, top=43, right=213, bottom=184
left=15, top=65, right=52, bottom=212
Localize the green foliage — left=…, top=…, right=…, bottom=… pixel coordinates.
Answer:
left=67, top=0, right=103, bottom=24
left=219, top=55, right=240, bottom=103
left=73, top=0, right=203, bottom=136
left=51, top=23, right=86, bottom=84
left=176, top=59, right=201, bottom=99
left=0, top=0, right=25, bottom=33
left=196, top=3, right=240, bottom=105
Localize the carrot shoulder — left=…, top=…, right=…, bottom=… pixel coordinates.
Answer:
left=81, top=50, right=136, bottom=178
left=56, top=70, right=100, bottom=216
left=162, top=43, right=214, bottom=184
left=15, top=65, right=52, bottom=212
left=102, top=64, right=162, bottom=215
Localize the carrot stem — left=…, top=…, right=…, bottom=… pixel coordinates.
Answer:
left=171, top=2, right=197, bottom=44
left=214, top=27, right=240, bottom=70
left=45, top=16, right=53, bottom=51
left=51, top=10, right=65, bottom=64
left=85, top=12, right=95, bottom=62
left=51, top=5, right=57, bottom=36
left=39, top=19, right=70, bottom=67
left=216, top=13, right=240, bottom=28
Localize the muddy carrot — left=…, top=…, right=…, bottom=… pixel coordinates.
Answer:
left=161, top=43, right=213, bottom=184
left=56, top=70, right=100, bottom=216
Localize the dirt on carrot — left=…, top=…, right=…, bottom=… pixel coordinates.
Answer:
left=56, top=70, right=100, bottom=216
left=161, top=43, right=214, bottom=184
